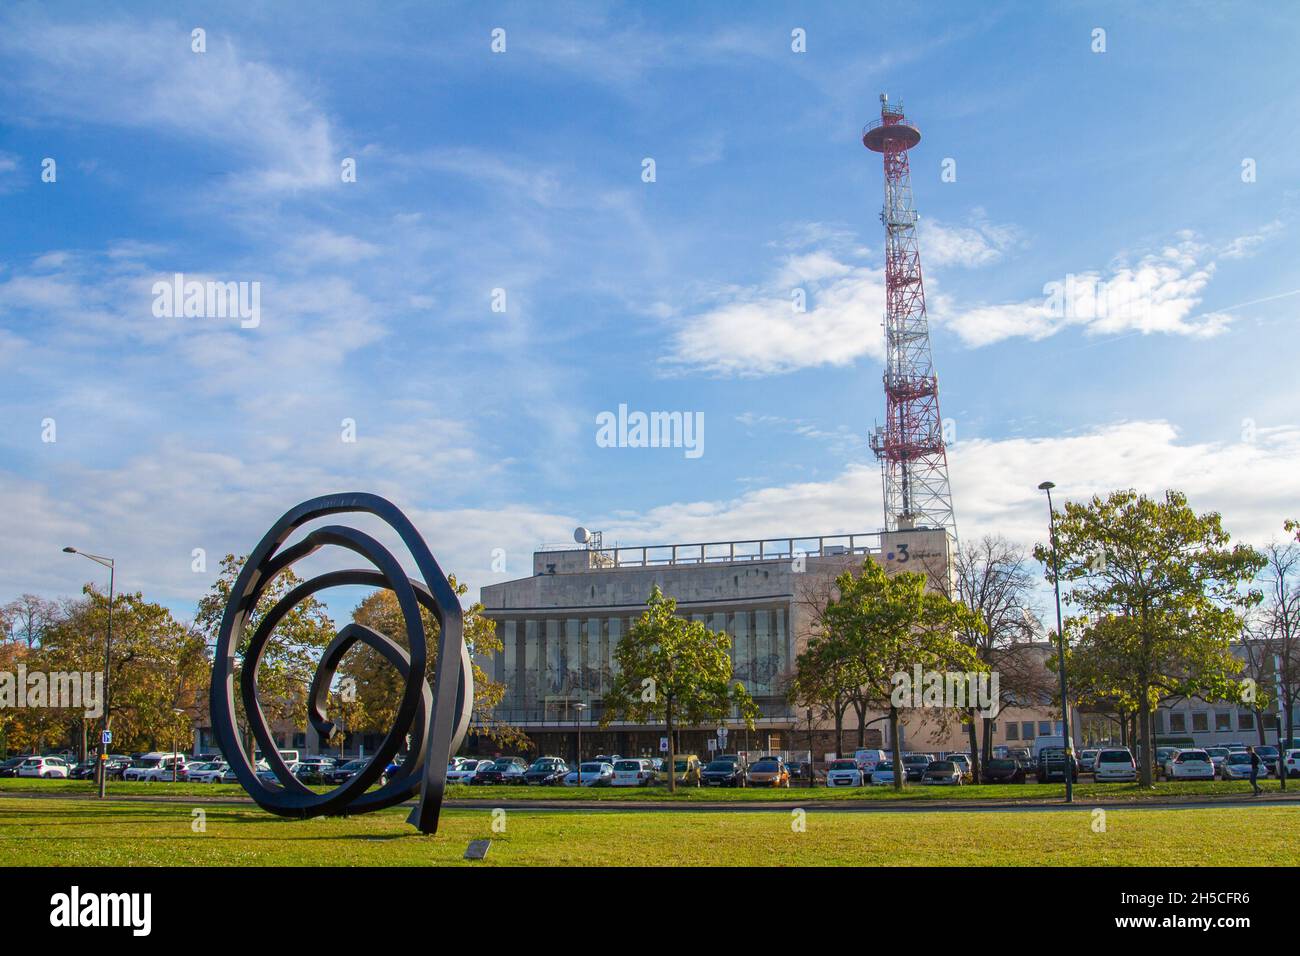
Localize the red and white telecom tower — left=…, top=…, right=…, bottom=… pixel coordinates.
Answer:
left=864, top=93, right=956, bottom=537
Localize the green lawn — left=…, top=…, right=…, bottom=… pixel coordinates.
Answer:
left=1, top=776, right=1288, bottom=804
left=0, top=796, right=1293, bottom=866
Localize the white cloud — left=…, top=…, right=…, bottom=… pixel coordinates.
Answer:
left=1220, top=221, right=1284, bottom=260
left=922, top=215, right=1021, bottom=268
left=0, top=18, right=338, bottom=192
left=938, top=234, right=1235, bottom=346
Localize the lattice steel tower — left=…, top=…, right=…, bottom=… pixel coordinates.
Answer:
left=864, top=93, right=956, bottom=536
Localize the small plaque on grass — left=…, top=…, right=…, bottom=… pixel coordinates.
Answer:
left=464, top=839, right=491, bottom=860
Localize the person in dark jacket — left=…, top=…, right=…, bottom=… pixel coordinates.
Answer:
left=1247, top=745, right=1262, bottom=795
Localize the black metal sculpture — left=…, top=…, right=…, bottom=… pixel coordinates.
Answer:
left=208, top=493, right=472, bottom=834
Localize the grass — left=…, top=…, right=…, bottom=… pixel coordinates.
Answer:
left=1, top=776, right=1289, bottom=804
left=0, top=796, right=1293, bottom=866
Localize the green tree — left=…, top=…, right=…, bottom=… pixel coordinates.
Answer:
left=600, top=586, right=758, bottom=793
left=821, top=559, right=980, bottom=791
left=1034, top=489, right=1264, bottom=787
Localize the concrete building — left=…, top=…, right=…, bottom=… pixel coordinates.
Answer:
left=474, top=523, right=1039, bottom=762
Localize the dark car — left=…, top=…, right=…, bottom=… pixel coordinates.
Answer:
left=104, top=755, right=133, bottom=780
left=326, top=759, right=370, bottom=785
left=701, top=759, right=747, bottom=787
left=902, top=753, right=932, bottom=782
left=524, top=757, right=569, bottom=785
left=69, top=761, right=100, bottom=780
left=983, top=758, right=1026, bottom=784
left=1036, top=749, right=1079, bottom=783
left=471, top=757, right=528, bottom=785
left=0, top=755, right=30, bottom=777
left=294, top=763, right=331, bottom=786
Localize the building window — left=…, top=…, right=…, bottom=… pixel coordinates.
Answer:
left=1005, top=723, right=1018, bottom=741
left=1038, top=721, right=1052, bottom=736
left=1022, top=721, right=1035, bottom=739
left=1192, top=712, right=1208, bottom=732
left=1239, top=711, right=1254, bottom=731
left=1215, top=712, right=1231, bottom=732
left=1170, top=712, right=1186, bottom=733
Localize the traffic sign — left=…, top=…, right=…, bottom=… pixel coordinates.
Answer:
left=101, top=730, right=112, bottom=745
left=659, top=737, right=669, bottom=753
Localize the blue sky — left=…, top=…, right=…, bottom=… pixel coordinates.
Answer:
left=2, top=0, right=1298, bottom=624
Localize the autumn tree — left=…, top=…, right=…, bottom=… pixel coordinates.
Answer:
left=341, top=575, right=522, bottom=749
left=1034, top=489, right=1264, bottom=787
left=601, top=586, right=757, bottom=793
left=822, top=560, right=980, bottom=791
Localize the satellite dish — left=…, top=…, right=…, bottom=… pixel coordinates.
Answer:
left=574, top=527, right=591, bottom=544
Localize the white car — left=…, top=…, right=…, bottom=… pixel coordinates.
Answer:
left=1167, top=749, right=1215, bottom=780
left=825, top=758, right=865, bottom=787
left=17, top=756, right=69, bottom=778
left=1220, top=751, right=1261, bottom=780
left=563, top=762, right=614, bottom=787
left=446, top=758, right=489, bottom=784
left=870, top=761, right=898, bottom=786
left=1282, top=749, right=1300, bottom=780
left=852, top=749, right=886, bottom=775
left=186, top=761, right=228, bottom=783
left=125, top=753, right=189, bottom=782
left=1093, top=748, right=1137, bottom=782
left=611, top=758, right=655, bottom=787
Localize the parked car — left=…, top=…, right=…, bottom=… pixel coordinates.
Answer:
left=563, top=761, right=614, bottom=787
left=610, top=758, right=656, bottom=787
left=1204, top=747, right=1231, bottom=773
left=104, top=755, right=132, bottom=780
left=825, top=758, right=865, bottom=788
left=1154, top=747, right=1179, bottom=778
left=701, top=759, right=747, bottom=788
left=1220, top=751, right=1259, bottom=780
left=1282, top=749, right=1300, bottom=779
left=187, top=761, right=229, bottom=784
left=870, top=761, right=898, bottom=786
left=592, top=754, right=623, bottom=766
left=524, top=757, right=570, bottom=786
left=982, top=758, right=1026, bottom=784
left=902, top=753, right=933, bottom=782
left=1094, top=748, right=1138, bottom=783
left=852, top=749, right=887, bottom=776
left=746, top=757, right=790, bottom=788
left=1256, top=746, right=1281, bottom=776
left=1036, top=749, right=1079, bottom=784
left=18, top=756, right=69, bottom=778
left=661, top=755, right=704, bottom=787
left=293, top=762, right=330, bottom=786
left=922, top=760, right=962, bottom=786
left=0, top=756, right=30, bottom=777
left=326, top=759, right=369, bottom=785
left=1079, top=750, right=1100, bottom=773
left=446, top=758, right=489, bottom=785
left=1167, top=749, right=1215, bottom=781
left=1008, top=748, right=1033, bottom=769
left=123, top=753, right=188, bottom=782
left=472, top=757, right=528, bottom=785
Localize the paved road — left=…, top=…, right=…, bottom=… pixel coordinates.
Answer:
left=3, top=789, right=1298, bottom=814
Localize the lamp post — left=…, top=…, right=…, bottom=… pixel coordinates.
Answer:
left=575, top=703, right=587, bottom=783
left=171, top=708, right=187, bottom=782
left=63, top=546, right=114, bottom=800
left=1037, top=482, right=1073, bottom=804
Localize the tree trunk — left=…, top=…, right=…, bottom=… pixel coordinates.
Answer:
left=1255, top=709, right=1267, bottom=747
left=889, top=705, right=904, bottom=792
left=980, top=717, right=993, bottom=766
left=834, top=703, right=844, bottom=758
left=966, top=710, right=981, bottom=783
left=853, top=700, right=867, bottom=748
left=1137, top=695, right=1153, bottom=787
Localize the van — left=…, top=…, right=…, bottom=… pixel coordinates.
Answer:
left=853, top=749, right=887, bottom=773
left=1031, top=736, right=1071, bottom=758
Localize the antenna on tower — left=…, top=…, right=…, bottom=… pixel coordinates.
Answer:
left=862, top=95, right=957, bottom=539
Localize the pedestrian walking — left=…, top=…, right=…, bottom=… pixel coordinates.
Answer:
left=1247, top=745, right=1262, bottom=795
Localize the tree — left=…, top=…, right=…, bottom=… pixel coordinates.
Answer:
left=194, top=555, right=336, bottom=755
left=600, top=586, right=758, bottom=793
left=1246, top=540, right=1300, bottom=748
left=821, top=559, right=980, bottom=791
left=1034, top=489, right=1264, bottom=787
left=788, top=632, right=864, bottom=759
left=952, top=535, right=1048, bottom=780
left=1, top=594, right=59, bottom=648
left=342, top=575, right=523, bottom=749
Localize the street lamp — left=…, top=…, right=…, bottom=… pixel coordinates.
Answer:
left=575, top=702, right=587, bottom=783
left=63, top=546, right=114, bottom=800
left=1037, top=482, right=1073, bottom=804
left=171, top=708, right=188, bottom=782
